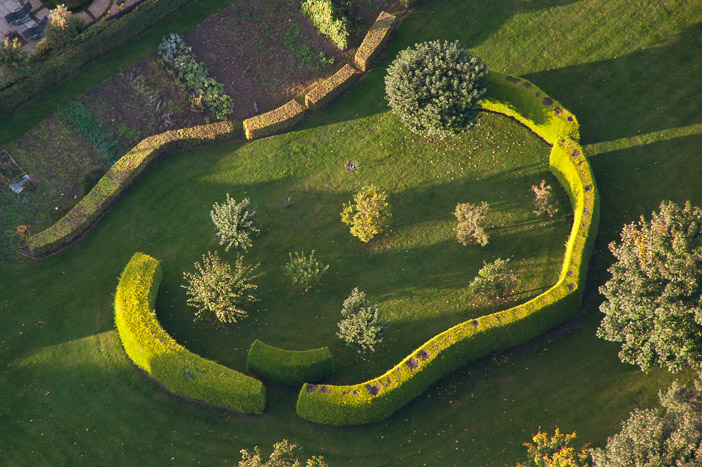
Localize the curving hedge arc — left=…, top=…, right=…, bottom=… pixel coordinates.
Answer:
left=294, top=72, right=600, bottom=426
left=114, top=252, right=266, bottom=414
left=247, top=339, right=335, bottom=388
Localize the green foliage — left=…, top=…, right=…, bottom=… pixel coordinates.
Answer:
left=114, top=252, right=266, bottom=413
left=157, top=33, right=233, bottom=120
left=301, top=0, right=349, bottom=50
left=0, top=37, right=26, bottom=69
left=243, top=99, right=306, bottom=140
left=597, top=200, right=702, bottom=373
left=26, top=121, right=242, bottom=258
left=210, top=195, right=260, bottom=252
left=531, top=180, right=559, bottom=218
left=305, top=64, right=358, bottom=111
left=354, top=11, right=396, bottom=72
left=238, top=439, right=327, bottom=467
left=340, top=185, right=391, bottom=243
left=591, top=376, right=702, bottom=466
left=182, top=251, right=260, bottom=325
left=45, top=4, right=81, bottom=51
left=246, top=340, right=334, bottom=388
left=282, top=250, right=329, bottom=294
left=517, top=428, right=592, bottom=467
left=468, top=258, right=519, bottom=299
left=385, top=40, right=488, bottom=138
left=58, top=102, right=119, bottom=165
left=336, top=288, right=385, bottom=353
left=453, top=201, right=490, bottom=246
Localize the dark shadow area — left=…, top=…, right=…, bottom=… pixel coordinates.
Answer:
left=525, top=23, right=702, bottom=144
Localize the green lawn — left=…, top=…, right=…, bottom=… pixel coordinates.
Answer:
left=1, top=0, right=701, bottom=465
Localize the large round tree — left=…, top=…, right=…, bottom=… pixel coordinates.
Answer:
left=384, top=40, right=488, bottom=139
left=597, top=200, right=702, bottom=373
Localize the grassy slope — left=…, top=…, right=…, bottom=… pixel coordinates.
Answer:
left=1, top=0, right=701, bottom=465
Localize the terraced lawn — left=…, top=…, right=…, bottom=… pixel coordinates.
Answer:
left=1, top=0, right=701, bottom=465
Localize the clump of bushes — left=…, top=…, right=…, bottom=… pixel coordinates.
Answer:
left=58, top=102, right=119, bottom=166
left=453, top=201, right=490, bottom=246
left=158, top=33, right=233, bottom=120
left=385, top=40, right=488, bottom=138
left=0, top=36, right=26, bottom=69
left=301, top=0, right=349, bottom=50
left=182, top=251, right=260, bottom=325
left=45, top=4, right=85, bottom=51
left=531, top=180, right=558, bottom=218
left=210, top=195, right=260, bottom=252
left=336, top=288, right=385, bottom=353
left=468, top=258, right=519, bottom=299
left=517, top=428, right=592, bottom=467
left=238, top=439, right=327, bottom=467
left=282, top=250, right=329, bottom=294
left=341, top=185, right=391, bottom=242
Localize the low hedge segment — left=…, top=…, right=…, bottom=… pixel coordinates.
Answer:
left=247, top=339, right=335, bottom=388
left=26, top=121, right=242, bottom=258
left=243, top=100, right=307, bottom=141
left=295, top=76, right=599, bottom=426
left=305, top=64, right=359, bottom=112
left=354, top=11, right=398, bottom=72
left=480, top=72, right=580, bottom=145
left=114, top=252, right=266, bottom=414
left=0, top=0, right=196, bottom=115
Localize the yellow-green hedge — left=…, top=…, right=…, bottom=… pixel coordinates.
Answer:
left=26, top=121, right=242, bottom=258
left=295, top=76, right=599, bottom=426
left=114, top=252, right=266, bottom=413
left=354, top=11, right=398, bottom=72
left=243, top=100, right=307, bottom=140
left=305, top=64, right=359, bottom=112
left=247, top=339, right=335, bottom=388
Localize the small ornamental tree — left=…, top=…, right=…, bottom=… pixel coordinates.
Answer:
left=340, top=185, right=391, bottom=243
left=238, top=439, right=327, bottom=467
left=517, top=428, right=592, bottom=467
left=468, top=258, right=519, bottom=299
left=211, top=195, right=260, bottom=252
left=336, top=288, right=385, bottom=353
left=45, top=4, right=81, bottom=50
left=597, top=200, right=702, bottom=373
left=531, top=180, right=559, bottom=218
left=0, top=37, right=25, bottom=69
left=454, top=201, right=490, bottom=246
left=385, top=40, right=488, bottom=138
left=182, top=251, right=260, bottom=325
left=282, top=250, right=329, bottom=294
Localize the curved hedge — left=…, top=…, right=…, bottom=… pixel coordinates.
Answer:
left=295, top=73, right=599, bottom=425
left=114, top=252, right=266, bottom=413
left=243, top=99, right=307, bottom=141
left=26, top=121, right=242, bottom=258
left=354, top=11, right=398, bottom=72
left=247, top=339, right=335, bottom=388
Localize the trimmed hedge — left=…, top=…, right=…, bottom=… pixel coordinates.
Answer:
left=247, top=339, right=335, bottom=388
left=305, top=64, right=359, bottom=112
left=0, top=0, right=197, bottom=115
left=301, top=0, right=349, bottom=50
left=295, top=76, right=599, bottom=426
left=26, top=121, right=242, bottom=258
left=480, top=72, right=579, bottom=145
left=354, top=11, right=397, bottom=72
left=114, top=252, right=266, bottom=413
left=243, top=99, right=306, bottom=141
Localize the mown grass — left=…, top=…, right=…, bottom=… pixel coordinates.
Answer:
left=1, top=0, right=701, bottom=465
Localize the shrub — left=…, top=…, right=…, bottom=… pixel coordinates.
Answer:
left=157, top=33, right=233, bottom=120
left=532, top=180, right=559, bottom=218
left=385, top=40, right=488, bottom=138
left=282, top=250, right=329, bottom=294
left=58, top=102, right=119, bottom=165
left=210, top=195, right=260, bottom=252
left=246, top=340, right=334, bottom=388
left=517, top=428, right=592, bottom=467
left=468, top=258, right=519, bottom=299
left=453, top=201, right=489, bottom=246
left=45, top=4, right=80, bottom=50
left=301, top=0, right=349, bottom=50
left=182, top=251, right=261, bottom=325
left=597, top=200, right=702, bottom=373
left=0, top=37, right=25, bottom=68
left=340, top=185, right=391, bottom=243
left=238, top=439, right=327, bottom=467
left=114, top=252, right=266, bottom=414
left=336, top=288, right=385, bottom=353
